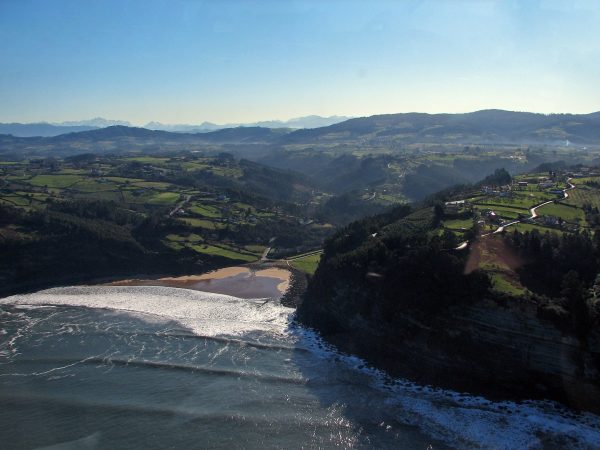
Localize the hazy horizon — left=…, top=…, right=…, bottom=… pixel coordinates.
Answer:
left=2, top=0, right=600, bottom=125
left=4, top=108, right=600, bottom=129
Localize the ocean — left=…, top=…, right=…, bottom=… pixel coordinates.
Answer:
left=1, top=286, right=599, bottom=449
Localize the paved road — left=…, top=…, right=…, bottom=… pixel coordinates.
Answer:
left=455, top=241, right=469, bottom=250
left=260, top=237, right=276, bottom=261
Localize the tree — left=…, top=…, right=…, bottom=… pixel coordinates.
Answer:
left=561, top=270, right=590, bottom=340
left=441, top=229, right=458, bottom=249
left=562, top=270, right=584, bottom=307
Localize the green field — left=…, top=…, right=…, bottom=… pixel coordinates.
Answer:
left=244, top=244, right=266, bottom=254
left=28, top=174, right=82, bottom=188
left=57, top=168, right=87, bottom=174
left=489, top=271, right=526, bottom=296
left=189, top=204, right=221, bottom=218
left=565, top=186, right=600, bottom=209
left=72, top=179, right=118, bottom=192
left=208, top=166, right=243, bottom=178
left=147, top=192, right=180, bottom=205
left=443, top=218, right=473, bottom=230
left=165, top=233, right=203, bottom=243
left=131, top=181, right=171, bottom=189
left=0, top=195, right=31, bottom=206
left=477, top=206, right=524, bottom=220
left=570, top=176, right=600, bottom=186
left=125, top=156, right=169, bottom=164
left=18, top=192, right=49, bottom=203
left=180, top=218, right=225, bottom=229
left=510, top=222, right=563, bottom=235
left=289, top=252, right=322, bottom=274
left=164, top=232, right=258, bottom=261
left=122, top=191, right=155, bottom=203
left=190, top=244, right=257, bottom=262
left=180, top=161, right=210, bottom=171
left=537, top=202, right=585, bottom=223
left=104, top=177, right=144, bottom=184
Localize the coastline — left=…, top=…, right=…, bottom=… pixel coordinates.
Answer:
left=104, top=262, right=305, bottom=305
left=0, top=259, right=308, bottom=309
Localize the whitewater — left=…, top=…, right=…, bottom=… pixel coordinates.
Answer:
left=1, top=286, right=600, bottom=449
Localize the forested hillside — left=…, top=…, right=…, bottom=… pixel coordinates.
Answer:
left=298, top=166, right=600, bottom=411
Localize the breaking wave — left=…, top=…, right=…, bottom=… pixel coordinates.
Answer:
left=2, top=285, right=600, bottom=449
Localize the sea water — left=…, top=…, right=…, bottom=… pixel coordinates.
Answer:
left=1, top=286, right=600, bottom=449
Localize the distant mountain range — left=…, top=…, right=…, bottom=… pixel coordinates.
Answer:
left=2, top=110, right=600, bottom=158
left=0, top=123, right=98, bottom=138
left=0, top=118, right=133, bottom=137
left=0, top=115, right=351, bottom=137
left=144, top=115, right=352, bottom=132
left=56, top=118, right=132, bottom=128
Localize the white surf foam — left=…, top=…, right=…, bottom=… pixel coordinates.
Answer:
left=1, top=285, right=292, bottom=338
left=292, top=325, right=600, bottom=450
left=3, top=285, right=600, bottom=449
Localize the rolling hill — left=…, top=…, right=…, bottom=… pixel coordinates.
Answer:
left=282, top=109, right=600, bottom=146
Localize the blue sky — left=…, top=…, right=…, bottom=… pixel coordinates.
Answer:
left=1, top=0, right=599, bottom=125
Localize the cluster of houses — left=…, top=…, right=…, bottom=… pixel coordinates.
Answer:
left=478, top=173, right=568, bottom=199
left=480, top=184, right=513, bottom=198
left=175, top=194, right=266, bottom=226
left=444, top=200, right=467, bottom=212
left=443, top=168, right=585, bottom=232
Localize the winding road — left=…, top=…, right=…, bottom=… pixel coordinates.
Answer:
left=456, top=178, right=575, bottom=248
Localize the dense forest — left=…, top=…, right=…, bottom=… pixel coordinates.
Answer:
left=298, top=171, right=600, bottom=408
left=299, top=205, right=491, bottom=329
left=300, top=186, right=600, bottom=341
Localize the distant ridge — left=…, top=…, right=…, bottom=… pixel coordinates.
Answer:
left=0, top=123, right=98, bottom=137
left=143, top=115, right=352, bottom=132
left=283, top=109, right=600, bottom=145
left=55, top=117, right=131, bottom=128
left=1, top=115, right=350, bottom=137
left=0, top=117, right=130, bottom=137
left=59, top=125, right=170, bottom=140
left=56, top=125, right=290, bottom=143
left=3, top=110, right=600, bottom=153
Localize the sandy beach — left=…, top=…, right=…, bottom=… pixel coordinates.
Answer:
left=107, top=266, right=291, bottom=299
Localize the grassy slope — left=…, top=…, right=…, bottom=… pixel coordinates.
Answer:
left=289, top=252, right=322, bottom=274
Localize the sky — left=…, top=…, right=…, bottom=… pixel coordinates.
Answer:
left=1, top=0, right=600, bottom=125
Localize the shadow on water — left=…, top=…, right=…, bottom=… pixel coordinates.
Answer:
left=3, top=297, right=600, bottom=449
left=284, top=315, right=600, bottom=450
left=0, top=304, right=447, bottom=449
left=283, top=318, right=455, bottom=450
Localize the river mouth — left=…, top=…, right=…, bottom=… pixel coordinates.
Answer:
left=105, top=266, right=291, bottom=299
left=1, top=285, right=600, bottom=449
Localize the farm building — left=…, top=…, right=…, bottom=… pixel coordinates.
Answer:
left=444, top=200, right=465, bottom=211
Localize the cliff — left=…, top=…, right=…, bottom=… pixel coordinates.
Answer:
left=297, top=205, right=600, bottom=412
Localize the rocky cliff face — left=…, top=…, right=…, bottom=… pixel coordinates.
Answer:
left=298, top=203, right=600, bottom=412
left=299, top=289, right=600, bottom=412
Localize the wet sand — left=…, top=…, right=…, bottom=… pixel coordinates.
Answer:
left=107, top=266, right=291, bottom=299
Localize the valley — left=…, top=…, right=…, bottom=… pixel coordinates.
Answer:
left=2, top=114, right=600, bottom=414
left=2, top=113, right=600, bottom=298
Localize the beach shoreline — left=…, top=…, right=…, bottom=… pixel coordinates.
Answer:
left=105, top=264, right=293, bottom=301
